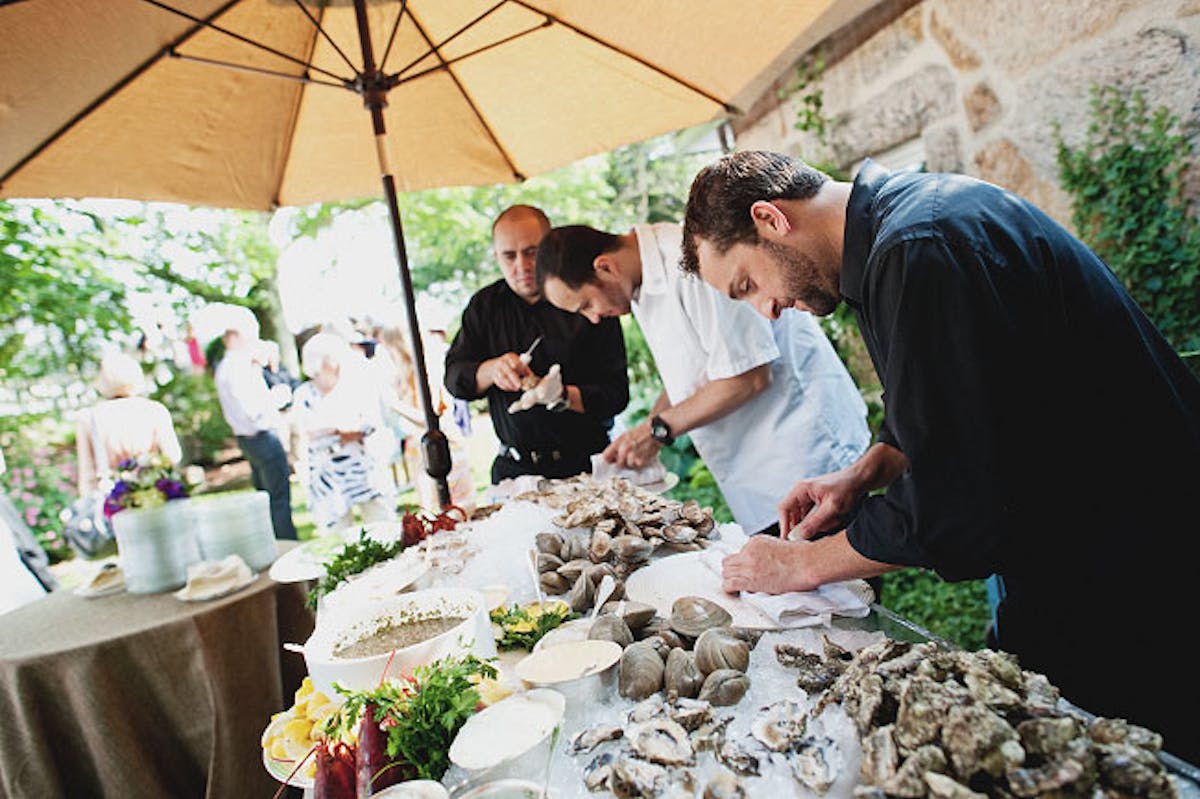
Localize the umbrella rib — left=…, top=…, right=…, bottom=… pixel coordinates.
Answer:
left=1, top=0, right=248, bottom=190
left=168, top=51, right=347, bottom=88
left=138, top=0, right=353, bottom=85
left=378, top=0, right=410, bottom=73
left=393, top=22, right=549, bottom=87
left=405, top=7, right=524, bottom=181
left=289, top=0, right=360, bottom=75
left=390, top=0, right=504, bottom=80
left=511, top=0, right=740, bottom=115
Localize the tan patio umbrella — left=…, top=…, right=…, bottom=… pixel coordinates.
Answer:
left=0, top=0, right=872, bottom=505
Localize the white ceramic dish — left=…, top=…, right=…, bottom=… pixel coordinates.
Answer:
left=449, top=689, right=565, bottom=774
left=302, top=587, right=497, bottom=696
left=529, top=617, right=591, bottom=653
left=373, top=781, right=451, bottom=798
left=268, top=533, right=347, bottom=583
left=260, top=714, right=316, bottom=789
left=318, top=550, right=431, bottom=616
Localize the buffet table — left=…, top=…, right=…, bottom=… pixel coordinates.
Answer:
left=0, top=540, right=314, bottom=799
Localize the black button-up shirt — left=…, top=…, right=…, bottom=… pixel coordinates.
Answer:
left=444, top=279, right=628, bottom=466
left=839, top=161, right=1200, bottom=743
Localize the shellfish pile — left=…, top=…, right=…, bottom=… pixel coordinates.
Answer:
left=779, top=638, right=1178, bottom=799
left=527, top=475, right=717, bottom=615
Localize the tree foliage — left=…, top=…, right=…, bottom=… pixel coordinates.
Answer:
left=1056, top=86, right=1200, bottom=353
left=0, top=201, right=130, bottom=378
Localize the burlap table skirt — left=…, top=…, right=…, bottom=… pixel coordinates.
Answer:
left=0, top=541, right=313, bottom=799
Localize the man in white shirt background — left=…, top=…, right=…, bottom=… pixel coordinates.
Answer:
left=536, top=223, right=869, bottom=536
left=213, top=307, right=298, bottom=540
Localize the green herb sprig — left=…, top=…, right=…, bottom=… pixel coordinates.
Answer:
left=323, top=652, right=497, bottom=781
left=306, top=528, right=404, bottom=610
left=489, top=602, right=576, bottom=651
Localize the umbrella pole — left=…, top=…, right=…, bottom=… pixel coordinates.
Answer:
left=353, top=0, right=452, bottom=509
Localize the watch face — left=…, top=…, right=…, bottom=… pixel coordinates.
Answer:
left=651, top=418, right=670, bottom=443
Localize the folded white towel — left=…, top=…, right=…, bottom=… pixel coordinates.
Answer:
left=75, top=561, right=125, bottom=598
left=699, top=537, right=872, bottom=628
left=175, top=555, right=254, bottom=601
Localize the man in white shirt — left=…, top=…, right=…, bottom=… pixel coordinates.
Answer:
left=536, top=223, right=869, bottom=536
left=213, top=308, right=298, bottom=540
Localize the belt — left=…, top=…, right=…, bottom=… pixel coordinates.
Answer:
left=498, top=444, right=563, bottom=465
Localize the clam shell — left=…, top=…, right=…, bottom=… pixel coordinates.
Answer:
left=537, top=552, right=564, bottom=573
left=600, top=600, right=657, bottom=632
left=540, top=571, right=571, bottom=595
left=556, top=558, right=591, bottom=583
left=612, top=534, right=652, bottom=564
left=535, top=531, right=564, bottom=558
left=698, top=669, right=750, bottom=707
left=619, top=641, right=665, bottom=700
left=588, top=613, right=634, bottom=648
left=589, top=529, right=613, bottom=563
left=694, top=628, right=750, bottom=675
left=670, top=596, right=733, bottom=639
left=568, top=572, right=595, bottom=613
left=664, top=648, right=705, bottom=700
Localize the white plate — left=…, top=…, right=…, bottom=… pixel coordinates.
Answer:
left=623, top=550, right=780, bottom=629
left=638, top=471, right=680, bottom=494
left=268, top=533, right=347, bottom=583
left=260, top=714, right=316, bottom=789
left=318, top=550, right=431, bottom=615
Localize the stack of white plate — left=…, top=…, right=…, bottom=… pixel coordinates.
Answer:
left=191, top=490, right=278, bottom=572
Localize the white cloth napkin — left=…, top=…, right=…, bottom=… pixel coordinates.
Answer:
left=699, top=532, right=872, bottom=628
left=75, top=561, right=125, bottom=598
left=589, top=453, right=668, bottom=486
left=175, top=555, right=254, bottom=601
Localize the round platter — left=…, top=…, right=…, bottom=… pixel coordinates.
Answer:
left=622, top=550, right=781, bottom=630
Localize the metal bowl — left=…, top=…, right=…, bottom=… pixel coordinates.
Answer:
left=449, top=778, right=546, bottom=799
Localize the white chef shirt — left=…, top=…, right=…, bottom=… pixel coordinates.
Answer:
left=631, top=223, right=870, bottom=534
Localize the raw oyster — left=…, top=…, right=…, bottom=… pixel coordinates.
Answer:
left=609, top=753, right=668, bottom=799
left=717, top=737, right=762, bottom=777
left=793, top=736, right=842, bottom=795
left=569, top=724, right=624, bottom=755
left=749, top=699, right=807, bottom=752
left=630, top=716, right=695, bottom=766
left=583, top=750, right=615, bottom=792
left=703, top=769, right=746, bottom=799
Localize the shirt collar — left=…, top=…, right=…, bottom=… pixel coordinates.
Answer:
left=633, top=224, right=668, bottom=299
left=840, top=158, right=891, bottom=305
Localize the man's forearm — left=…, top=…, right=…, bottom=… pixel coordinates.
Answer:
left=850, top=442, right=910, bottom=492
left=658, top=364, right=770, bottom=436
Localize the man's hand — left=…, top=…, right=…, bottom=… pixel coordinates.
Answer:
left=778, top=466, right=865, bottom=540
left=481, top=352, right=533, bottom=393
left=722, top=536, right=816, bottom=594
left=602, top=420, right=662, bottom=468
left=507, top=364, right=565, bottom=413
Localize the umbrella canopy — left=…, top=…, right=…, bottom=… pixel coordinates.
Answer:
left=0, top=0, right=870, bottom=207
left=0, top=0, right=875, bottom=504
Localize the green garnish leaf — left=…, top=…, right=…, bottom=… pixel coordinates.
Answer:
left=306, top=528, right=405, bottom=610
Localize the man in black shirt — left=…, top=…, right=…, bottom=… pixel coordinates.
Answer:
left=681, top=151, right=1200, bottom=759
left=444, top=205, right=629, bottom=483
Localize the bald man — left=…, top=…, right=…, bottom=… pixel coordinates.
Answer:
left=444, top=205, right=629, bottom=483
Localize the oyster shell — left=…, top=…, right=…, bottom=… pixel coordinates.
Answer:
left=629, top=716, right=695, bottom=766
left=941, top=704, right=1024, bottom=780
left=703, top=769, right=746, bottom=799
left=569, top=723, right=624, bottom=755
left=609, top=753, right=668, bottom=798
left=717, top=737, right=762, bottom=777
left=666, top=696, right=713, bottom=732
left=749, top=699, right=806, bottom=752
left=583, top=750, right=615, bottom=792
left=793, top=736, right=842, bottom=795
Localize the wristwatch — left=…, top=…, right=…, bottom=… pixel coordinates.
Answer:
left=546, top=394, right=570, bottom=413
left=649, top=415, right=674, bottom=445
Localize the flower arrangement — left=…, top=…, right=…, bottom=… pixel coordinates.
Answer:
left=103, top=453, right=192, bottom=518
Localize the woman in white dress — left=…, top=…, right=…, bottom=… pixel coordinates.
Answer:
left=293, top=333, right=394, bottom=531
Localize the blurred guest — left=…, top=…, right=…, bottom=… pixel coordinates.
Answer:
left=77, top=350, right=182, bottom=496
left=213, top=308, right=297, bottom=540
left=293, top=333, right=395, bottom=531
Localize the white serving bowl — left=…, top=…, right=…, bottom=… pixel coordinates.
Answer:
left=302, top=587, right=497, bottom=696
left=449, top=689, right=565, bottom=778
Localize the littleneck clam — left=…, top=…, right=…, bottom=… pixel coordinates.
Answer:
left=600, top=600, right=657, bottom=633
left=619, top=641, right=665, bottom=700
left=669, top=596, right=733, bottom=639
left=664, top=648, right=705, bottom=700
left=588, top=613, right=634, bottom=648
left=694, top=627, right=750, bottom=675
left=698, top=669, right=749, bottom=706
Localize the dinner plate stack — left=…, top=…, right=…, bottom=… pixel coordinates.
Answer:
left=191, top=490, right=278, bottom=572
left=111, top=499, right=200, bottom=594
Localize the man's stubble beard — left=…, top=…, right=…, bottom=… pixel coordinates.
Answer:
left=763, top=239, right=840, bottom=317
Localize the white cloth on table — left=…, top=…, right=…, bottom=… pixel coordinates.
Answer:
left=699, top=527, right=871, bottom=628
left=630, top=223, right=870, bottom=535
left=589, top=453, right=668, bottom=486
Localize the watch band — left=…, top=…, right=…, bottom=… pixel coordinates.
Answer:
left=649, top=414, right=674, bottom=445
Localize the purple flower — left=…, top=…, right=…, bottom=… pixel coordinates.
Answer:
left=117, top=458, right=137, bottom=471
left=155, top=478, right=187, bottom=500
left=103, top=495, right=123, bottom=518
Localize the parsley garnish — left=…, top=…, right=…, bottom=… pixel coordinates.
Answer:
left=323, top=652, right=498, bottom=781
left=306, top=528, right=404, bottom=610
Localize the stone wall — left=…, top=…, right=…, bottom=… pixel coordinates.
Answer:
left=732, top=0, right=1200, bottom=228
